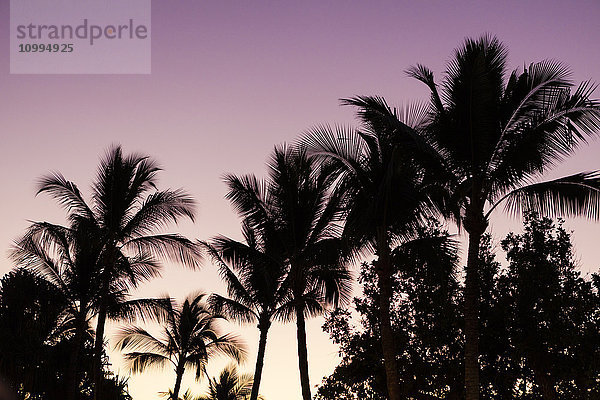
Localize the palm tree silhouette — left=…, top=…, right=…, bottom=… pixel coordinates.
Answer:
left=116, top=293, right=246, bottom=400
left=202, top=220, right=287, bottom=400
left=196, top=364, right=262, bottom=400
left=35, top=145, right=201, bottom=399
left=336, top=35, right=600, bottom=399
left=224, top=146, right=353, bottom=400
left=301, top=112, right=443, bottom=400
left=11, top=219, right=170, bottom=400
left=11, top=221, right=101, bottom=400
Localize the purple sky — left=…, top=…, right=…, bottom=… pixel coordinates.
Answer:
left=1, top=1, right=600, bottom=399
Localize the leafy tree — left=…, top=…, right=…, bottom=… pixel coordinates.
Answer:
left=116, top=293, right=246, bottom=400
left=224, top=145, right=352, bottom=400
left=331, top=35, right=600, bottom=399
left=496, top=213, right=600, bottom=399
left=35, top=145, right=201, bottom=399
left=202, top=221, right=287, bottom=400
left=316, top=223, right=462, bottom=400
left=318, top=215, right=600, bottom=400
left=0, top=267, right=130, bottom=400
left=0, top=268, right=70, bottom=399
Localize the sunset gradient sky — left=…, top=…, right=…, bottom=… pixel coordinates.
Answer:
left=1, top=1, right=600, bottom=399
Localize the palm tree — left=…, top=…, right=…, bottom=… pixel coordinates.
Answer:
left=159, top=389, right=196, bottom=400
left=36, top=145, right=201, bottom=399
left=11, top=221, right=101, bottom=400
left=115, top=293, right=246, bottom=400
left=334, top=35, right=600, bottom=399
left=11, top=219, right=170, bottom=400
left=224, top=146, right=353, bottom=400
left=301, top=115, right=443, bottom=400
left=202, top=221, right=287, bottom=400
left=196, top=364, right=261, bottom=400
left=410, top=35, right=600, bottom=400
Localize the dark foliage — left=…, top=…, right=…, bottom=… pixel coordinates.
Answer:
left=0, top=268, right=132, bottom=400
left=317, top=222, right=463, bottom=400
left=317, top=214, right=600, bottom=399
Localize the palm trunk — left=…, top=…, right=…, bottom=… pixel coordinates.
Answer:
left=92, top=304, right=107, bottom=400
left=464, top=225, right=483, bottom=400
left=93, top=242, right=115, bottom=400
left=250, top=321, right=270, bottom=400
left=376, top=232, right=401, bottom=400
left=172, top=361, right=185, bottom=400
left=66, top=312, right=87, bottom=400
left=295, top=304, right=312, bottom=400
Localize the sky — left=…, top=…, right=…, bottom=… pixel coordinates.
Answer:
left=1, top=1, right=600, bottom=399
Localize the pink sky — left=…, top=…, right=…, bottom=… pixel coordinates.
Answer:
left=1, top=1, right=600, bottom=399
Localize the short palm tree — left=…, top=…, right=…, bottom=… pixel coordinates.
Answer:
left=225, top=146, right=353, bottom=400
left=336, top=35, right=600, bottom=399
left=196, top=364, right=261, bottom=400
left=36, top=145, right=201, bottom=399
left=202, top=221, right=287, bottom=400
left=301, top=114, right=442, bottom=400
left=116, top=293, right=246, bottom=400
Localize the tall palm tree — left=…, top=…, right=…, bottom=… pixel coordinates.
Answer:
left=36, top=145, right=201, bottom=399
left=11, top=219, right=170, bottom=400
left=301, top=114, right=443, bottom=400
left=202, top=221, right=287, bottom=400
left=336, top=35, right=600, bottom=399
left=115, top=293, right=246, bottom=400
left=225, top=146, right=353, bottom=400
left=196, top=364, right=261, bottom=400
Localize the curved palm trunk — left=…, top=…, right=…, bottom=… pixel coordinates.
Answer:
left=376, top=233, right=401, bottom=400
left=172, top=361, right=186, bottom=400
left=464, top=218, right=485, bottom=400
left=66, top=313, right=87, bottom=400
left=295, top=304, right=312, bottom=400
left=92, top=304, right=107, bottom=400
left=250, top=322, right=270, bottom=400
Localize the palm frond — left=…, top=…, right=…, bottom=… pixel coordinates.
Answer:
left=488, top=68, right=600, bottom=196
left=107, top=297, right=171, bottom=323
left=224, top=174, right=272, bottom=231
left=204, top=332, right=247, bottom=365
left=36, top=172, right=94, bottom=220
left=121, top=189, right=196, bottom=237
left=405, top=64, right=445, bottom=114
left=123, top=351, right=171, bottom=374
left=310, top=263, right=353, bottom=309
left=497, top=171, right=600, bottom=219
left=207, top=294, right=258, bottom=324
left=300, top=124, right=367, bottom=180
left=122, top=234, right=203, bottom=269
left=115, top=326, right=171, bottom=356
